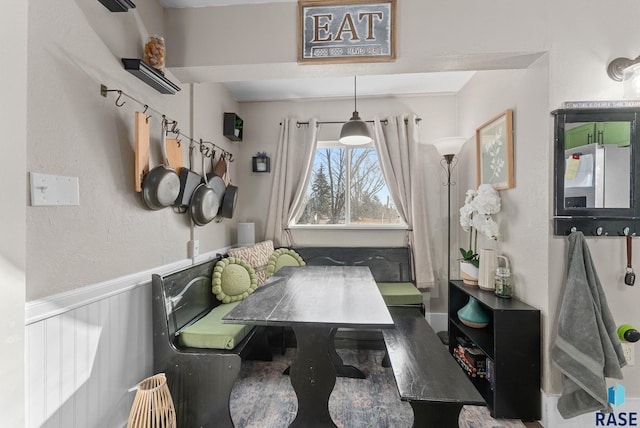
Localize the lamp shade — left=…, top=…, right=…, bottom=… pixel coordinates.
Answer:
left=339, top=112, right=372, bottom=145
left=430, top=137, right=467, bottom=156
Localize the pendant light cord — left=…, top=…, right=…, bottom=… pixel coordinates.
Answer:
left=353, top=76, right=357, bottom=112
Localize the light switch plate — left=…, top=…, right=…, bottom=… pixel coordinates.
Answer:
left=30, top=172, right=80, bottom=206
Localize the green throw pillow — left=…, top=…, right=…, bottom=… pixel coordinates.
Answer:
left=212, top=257, right=258, bottom=303
left=266, top=248, right=306, bottom=277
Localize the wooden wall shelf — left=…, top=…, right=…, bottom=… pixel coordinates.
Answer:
left=98, top=0, right=135, bottom=12
left=121, top=59, right=181, bottom=95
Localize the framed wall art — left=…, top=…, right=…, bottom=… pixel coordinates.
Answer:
left=298, top=0, right=396, bottom=64
left=476, top=109, right=514, bottom=190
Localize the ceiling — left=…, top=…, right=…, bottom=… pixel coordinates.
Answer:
left=223, top=72, right=476, bottom=102
left=159, top=0, right=296, bottom=7
left=158, top=0, right=476, bottom=102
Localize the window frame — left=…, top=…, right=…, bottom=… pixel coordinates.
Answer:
left=290, top=140, right=408, bottom=230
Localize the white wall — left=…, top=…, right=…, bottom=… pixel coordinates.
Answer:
left=1, top=1, right=27, bottom=425
left=236, top=94, right=459, bottom=301
left=26, top=0, right=240, bottom=300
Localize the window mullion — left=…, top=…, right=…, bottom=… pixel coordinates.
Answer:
left=345, top=147, right=351, bottom=225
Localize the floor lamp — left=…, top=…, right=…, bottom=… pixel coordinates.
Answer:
left=430, top=137, right=467, bottom=282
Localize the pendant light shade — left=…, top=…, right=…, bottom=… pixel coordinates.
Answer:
left=339, top=76, right=372, bottom=145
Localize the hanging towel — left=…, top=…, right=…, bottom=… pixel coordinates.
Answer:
left=551, top=231, right=626, bottom=419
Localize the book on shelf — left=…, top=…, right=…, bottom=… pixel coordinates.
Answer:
left=454, top=344, right=487, bottom=378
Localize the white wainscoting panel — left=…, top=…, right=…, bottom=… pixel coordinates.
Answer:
left=24, top=250, right=226, bottom=428
left=26, top=283, right=152, bottom=428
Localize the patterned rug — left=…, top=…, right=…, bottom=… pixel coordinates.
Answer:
left=230, top=348, right=413, bottom=428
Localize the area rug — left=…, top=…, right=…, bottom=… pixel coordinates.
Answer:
left=230, top=348, right=413, bottom=428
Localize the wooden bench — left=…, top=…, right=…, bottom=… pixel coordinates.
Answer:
left=151, top=257, right=271, bottom=428
left=293, top=246, right=425, bottom=314
left=382, top=307, right=485, bottom=428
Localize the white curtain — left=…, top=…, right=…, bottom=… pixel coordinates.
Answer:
left=265, top=117, right=318, bottom=247
left=373, top=114, right=435, bottom=289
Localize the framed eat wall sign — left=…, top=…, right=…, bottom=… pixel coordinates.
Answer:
left=298, top=0, right=396, bottom=63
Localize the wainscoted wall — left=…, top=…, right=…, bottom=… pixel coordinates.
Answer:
left=25, top=250, right=224, bottom=428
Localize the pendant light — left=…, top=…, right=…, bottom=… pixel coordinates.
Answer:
left=339, top=76, right=372, bottom=145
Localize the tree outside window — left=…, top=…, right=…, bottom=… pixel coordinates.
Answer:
left=296, top=143, right=402, bottom=226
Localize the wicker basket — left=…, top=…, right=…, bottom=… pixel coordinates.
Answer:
left=127, top=373, right=176, bottom=428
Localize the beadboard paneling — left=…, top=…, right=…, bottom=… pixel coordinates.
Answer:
left=26, top=285, right=152, bottom=428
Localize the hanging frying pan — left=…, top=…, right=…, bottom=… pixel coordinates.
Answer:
left=190, top=149, right=219, bottom=226
left=219, top=153, right=238, bottom=219
left=142, top=119, right=180, bottom=210
left=174, top=144, right=202, bottom=210
left=206, top=151, right=226, bottom=209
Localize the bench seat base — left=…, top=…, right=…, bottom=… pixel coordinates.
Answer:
left=410, top=401, right=466, bottom=428
left=383, top=307, right=485, bottom=428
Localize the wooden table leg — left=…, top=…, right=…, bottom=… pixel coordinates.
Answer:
left=283, top=328, right=366, bottom=379
left=289, top=326, right=338, bottom=428
left=328, top=328, right=366, bottom=379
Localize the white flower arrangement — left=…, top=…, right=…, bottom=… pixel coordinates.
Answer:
left=460, top=184, right=501, bottom=239
left=459, top=184, right=501, bottom=266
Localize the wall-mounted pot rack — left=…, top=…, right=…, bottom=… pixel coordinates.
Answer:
left=100, top=84, right=233, bottom=162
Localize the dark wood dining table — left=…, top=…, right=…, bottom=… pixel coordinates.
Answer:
left=223, top=265, right=394, bottom=428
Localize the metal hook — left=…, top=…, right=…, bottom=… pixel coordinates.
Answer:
left=227, top=152, right=234, bottom=162
left=142, top=105, right=152, bottom=123
left=115, top=90, right=126, bottom=107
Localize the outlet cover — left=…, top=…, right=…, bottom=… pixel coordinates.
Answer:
left=622, top=342, right=635, bottom=365
left=187, top=240, right=200, bottom=259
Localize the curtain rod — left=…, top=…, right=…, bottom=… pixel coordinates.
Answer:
left=281, top=117, right=422, bottom=127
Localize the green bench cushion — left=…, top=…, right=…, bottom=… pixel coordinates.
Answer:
left=377, top=282, right=423, bottom=306
left=178, top=301, right=253, bottom=350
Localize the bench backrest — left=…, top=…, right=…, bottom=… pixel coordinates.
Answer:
left=152, top=258, right=220, bottom=339
left=293, top=247, right=413, bottom=282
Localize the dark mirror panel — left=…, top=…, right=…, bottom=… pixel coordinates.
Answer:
left=552, top=108, right=640, bottom=236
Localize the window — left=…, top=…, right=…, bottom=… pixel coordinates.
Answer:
left=294, top=141, right=404, bottom=226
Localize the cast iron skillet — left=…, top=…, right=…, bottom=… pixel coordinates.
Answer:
left=217, top=154, right=238, bottom=218
left=174, top=144, right=202, bottom=211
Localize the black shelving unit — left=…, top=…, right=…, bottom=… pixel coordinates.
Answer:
left=224, top=113, right=243, bottom=141
left=448, top=280, right=541, bottom=421
left=121, top=59, right=181, bottom=95
left=252, top=157, right=270, bottom=173
left=98, top=0, right=135, bottom=12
